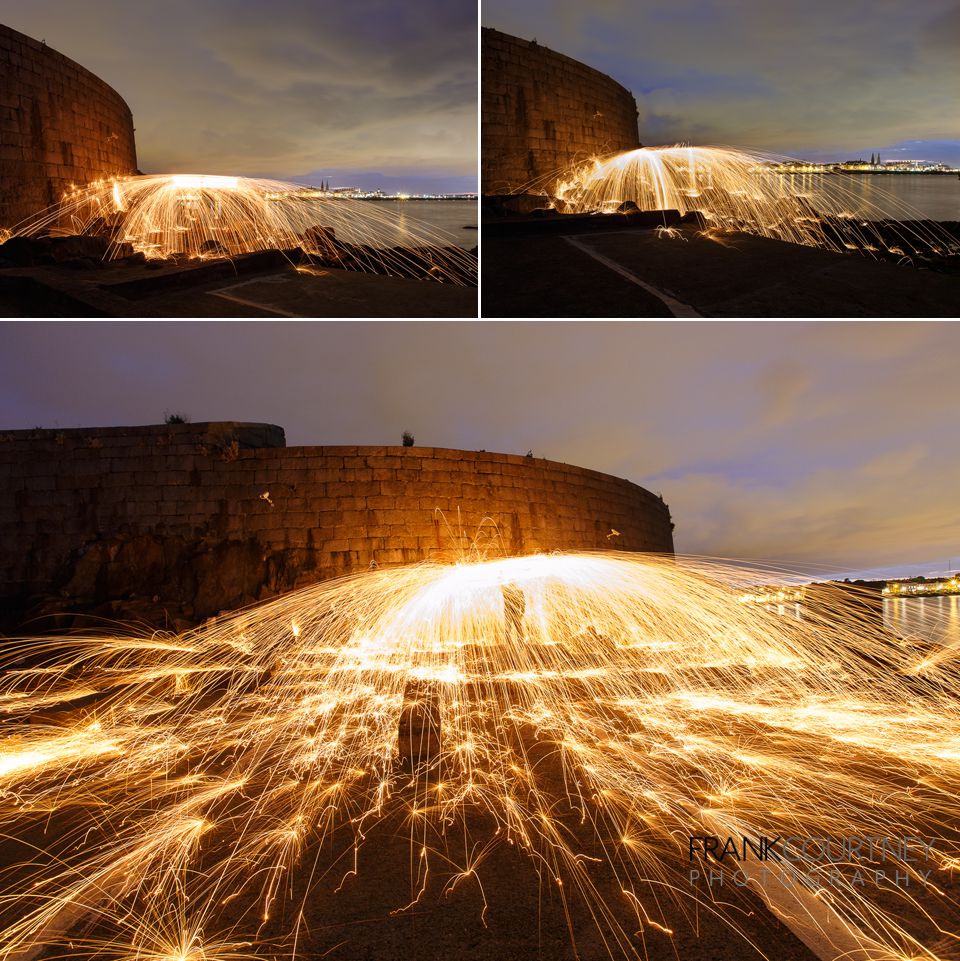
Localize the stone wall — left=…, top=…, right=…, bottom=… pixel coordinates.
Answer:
left=0, top=423, right=674, bottom=629
left=481, top=28, right=640, bottom=194
left=0, top=24, right=138, bottom=227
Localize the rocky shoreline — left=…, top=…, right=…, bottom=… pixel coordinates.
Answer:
left=482, top=194, right=960, bottom=274
left=0, top=224, right=478, bottom=286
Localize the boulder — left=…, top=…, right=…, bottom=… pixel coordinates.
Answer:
left=199, top=239, right=229, bottom=256
left=48, top=235, right=111, bottom=263
left=303, top=225, right=338, bottom=254
left=86, top=214, right=126, bottom=239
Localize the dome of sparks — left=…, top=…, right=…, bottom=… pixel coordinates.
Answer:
left=0, top=553, right=958, bottom=960
left=9, top=174, right=476, bottom=284
left=551, top=146, right=959, bottom=257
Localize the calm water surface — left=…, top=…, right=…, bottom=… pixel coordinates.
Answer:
left=884, top=596, right=960, bottom=646
left=771, top=596, right=960, bottom=646
left=780, top=173, right=960, bottom=221
left=361, top=200, right=477, bottom=249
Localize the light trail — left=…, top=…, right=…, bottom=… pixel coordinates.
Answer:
left=0, top=553, right=957, bottom=960
left=549, top=145, right=959, bottom=257
left=8, top=175, right=476, bottom=284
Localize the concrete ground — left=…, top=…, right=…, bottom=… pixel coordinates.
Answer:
left=482, top=223, right=960, bottom=317
left=2, top=643, right=957, bottom=961
left=0, top=254, right=478, bottom=318
left=10, top=744, right=958, bottom=961
left=0, top=751, right=819, bottom=961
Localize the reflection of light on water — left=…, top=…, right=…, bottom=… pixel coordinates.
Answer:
left=779, top=172, right=960, bottom=221
left=885, top=595, right=960, bottom=646
left=334, top=200, right=478, bottom=251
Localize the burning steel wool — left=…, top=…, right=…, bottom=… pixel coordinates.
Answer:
left=9, top=175, right=476, bottom=283
left=551, top=146, right=959, bottom=258
left=0, top=553, right=958, bottom=961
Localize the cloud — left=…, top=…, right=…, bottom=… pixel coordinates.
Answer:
left=482, top=0, right=960, bottom=161
left=923, top=3, right=960, bottom=51
left=0, top=0, right=477, bottom=188
left=753, top=360, right=813, bottom=429
left=2, top=322, right=958, bottom=577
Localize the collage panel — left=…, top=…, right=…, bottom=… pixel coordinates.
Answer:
left=480, top=2, right=960, bottom=318
left=1, top=1, right=960, bottom=958
left=0, top=0, right=478, bottom=318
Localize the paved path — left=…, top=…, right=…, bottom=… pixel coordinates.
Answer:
left=483, top=225, right=960, bottom=317
left=0, top=260, right=477, bottom=318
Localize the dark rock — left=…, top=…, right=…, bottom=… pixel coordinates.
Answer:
left=616, top=200, right=640, bottom=213
left=303, top=225, right=338, bottom=255
left=487, top=193, right=555, bottom=216
left=199, top=239, right=228, bottom=256
left=408, top=245, right=477, bottom=285
left=679, top=210, right=707, bottom=228
left=86, top=214, right=126, bottom=240
left=60, top=257, right=99, bottom=270
left=0, top=235, right=52, bottom=266
left=48, top=235, right=110, bottom=263
left=390, top=246, right=432, bottom=278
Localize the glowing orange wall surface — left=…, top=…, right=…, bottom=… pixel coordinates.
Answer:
left=0, top=423, right=675, bottom=626
left=0, top=24, right=137, bottom=226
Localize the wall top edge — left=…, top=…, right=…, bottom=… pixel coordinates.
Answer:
left=0, top=423, right=668, bottom=508
left=481, top=27, right=636, bottom=101
left=0, top=22, right=135, bottom=117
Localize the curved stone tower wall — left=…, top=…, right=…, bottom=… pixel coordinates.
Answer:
left=481, top=28, right=640, bottom=194
left=0, top=422, right=675, bottom=628
left=0, top=24, right=137, bottom=227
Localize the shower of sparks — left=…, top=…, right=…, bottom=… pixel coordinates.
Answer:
left=550, top=146, right=959, bottom=257
left=8, top=175, right=476, bottom=283
left=0, top=553, right=958, bottom=961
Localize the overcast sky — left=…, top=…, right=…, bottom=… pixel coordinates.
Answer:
left=2, top=321, right=957, bottom=579
left=0, top=0, right=477, bottom=193
left=483, top=0, right=960, bottom=165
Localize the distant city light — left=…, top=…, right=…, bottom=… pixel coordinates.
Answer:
left=884, top=577, right=960, bottom=597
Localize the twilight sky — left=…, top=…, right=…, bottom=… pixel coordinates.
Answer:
left=0, top=0, right=477, bottom=193
left=1, top=321, right=957, bottom=579
left=483, top=0, right=960, bottom=166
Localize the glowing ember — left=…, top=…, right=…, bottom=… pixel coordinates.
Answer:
left=0, top=553, right=957, bottom=959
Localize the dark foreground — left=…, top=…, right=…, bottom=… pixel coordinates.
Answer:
left=0, top=250, right=478, bottom=318
left=482, top=216, right=960, bottom=318
left=6, top=730, right=959, bottom=961
left=1, top=737, right=817, bottom=961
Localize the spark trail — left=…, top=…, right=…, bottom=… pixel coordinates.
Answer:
left=550, top=146, right=958, bottom=257
left=0, top=553, right=958, bottom=960
left=8, top=175, right=476, bottom=283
